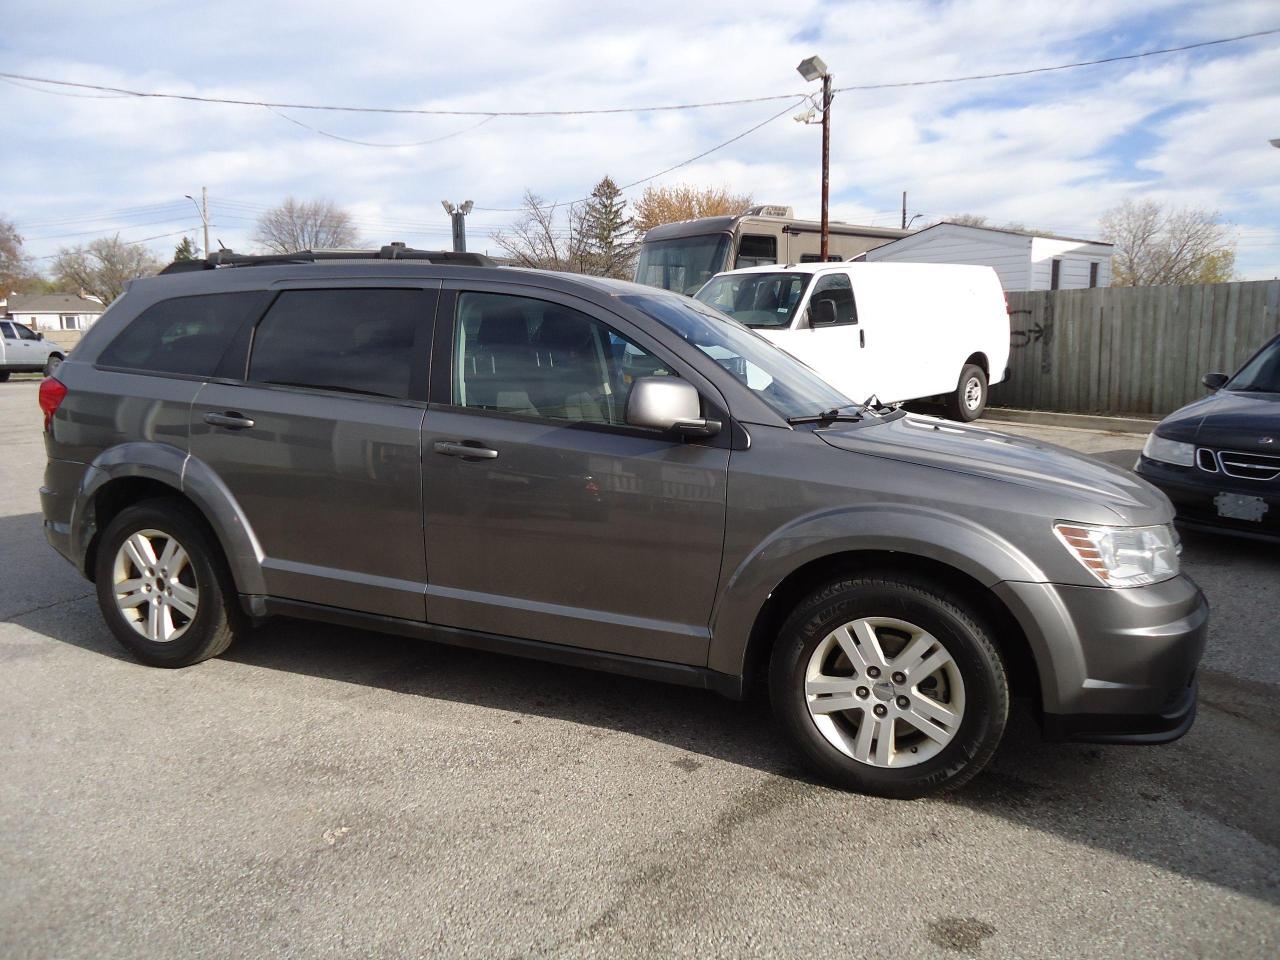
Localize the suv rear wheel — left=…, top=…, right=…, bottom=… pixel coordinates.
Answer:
left=770, top=575, right=1008, bottom=798
left=94, top=499, right=242, bottom=667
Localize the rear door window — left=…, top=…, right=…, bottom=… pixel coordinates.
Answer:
left=1, top=322, right=16, bottom=339
left=248, top=288, right=424, bottom=399
left=98, top=292, right=269, bottom=376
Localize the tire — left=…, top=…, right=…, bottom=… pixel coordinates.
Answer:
left=44, top=354, right=64, bottom=377
left=770, top=575, right=1008, bottom=799
left=94, top=499, right=243, bottom=667
left=945, top=363, right=987, bottom=421
left=0, top=371, right=9, bottom=382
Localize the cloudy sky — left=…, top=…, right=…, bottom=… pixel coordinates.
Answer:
left=2, top=0, right=1278, bottom=277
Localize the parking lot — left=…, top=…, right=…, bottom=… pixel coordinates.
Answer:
left=1, top=377, right=1276, bottom=959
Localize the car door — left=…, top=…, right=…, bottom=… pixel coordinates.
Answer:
left=2, top=321, right=36, bottom=368
left=421, top=283, right=730, bottom=666
left=14, top=322, right=52, bottom=365
left=188, top=283, right=437, bottom=621
left=769, top=272, right=867, bottom=401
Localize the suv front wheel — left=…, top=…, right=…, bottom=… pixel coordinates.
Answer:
left=770, top=575, right=1008, bottom=798
left=94, top=499, right=242, bottom=667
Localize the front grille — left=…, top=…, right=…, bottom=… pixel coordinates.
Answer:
left=1201, top=447, right=1280, bottom=482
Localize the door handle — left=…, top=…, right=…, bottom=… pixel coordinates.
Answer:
left=433, top=440, right=499, bottom=460
left=204, top=411, right=256, bottom=430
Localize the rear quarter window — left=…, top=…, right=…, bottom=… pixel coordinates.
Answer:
left=98, top=292, right=269, bottom=377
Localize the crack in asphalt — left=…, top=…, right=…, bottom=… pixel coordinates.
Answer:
left=2, top=591, right=95, bottom=622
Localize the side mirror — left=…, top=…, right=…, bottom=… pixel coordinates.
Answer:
left=626, top=377, right=721, bottom=438
left=36, top=332, right=44, bottom=340
left=809, top=298, right=837, bottom=327
left=1202, top=372, right=1229, bottom=391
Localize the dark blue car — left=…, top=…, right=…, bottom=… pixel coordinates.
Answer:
left=1136, top=332, right=1280, bottom=541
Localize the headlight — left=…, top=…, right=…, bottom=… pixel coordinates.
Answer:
left=1141, top=433, right=1194, bottom=467
left=1054, top=522, right=1180, bottom=587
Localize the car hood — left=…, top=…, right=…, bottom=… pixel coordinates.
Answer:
left=817, top=413, right=1170, bottom=523
left=1155, top=389, right=1280, bottom=448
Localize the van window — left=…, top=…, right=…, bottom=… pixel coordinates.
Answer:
left=808, top=273, right=857, bottom=325
left=98, top=292, right=269, bottom=377
left=452, top=291, right=670, bottom=425
left=248, top=289, right=422, bottom=398
left=735, top=234, right=777, bottom=268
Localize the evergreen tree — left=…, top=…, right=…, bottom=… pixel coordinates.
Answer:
left=173, top=236, right=200, bottom=261
left=579, top=176, right=638, bottom=279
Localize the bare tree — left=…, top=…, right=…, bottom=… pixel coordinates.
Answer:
left=52, top=236, right=164, bottom=304
left=947, top=214, right=989, bottom=227
left=1, top=215, right=36, bottom=295
left=491, top=191, right=590, bottom=272
left=252, top=197, right=359, bottom=253
left=633, top=184, right=754, bottom=234
left=1100, top=199, right=1235, bottom=286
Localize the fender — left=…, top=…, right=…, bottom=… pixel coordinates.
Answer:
left=706, top=503, right=1049, bottom=678
left=71, top=442, right=266, bottom=595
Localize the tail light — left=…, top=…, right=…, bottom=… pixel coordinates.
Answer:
left=39, top=376, right=68, bottom=431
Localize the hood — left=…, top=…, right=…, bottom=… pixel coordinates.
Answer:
left=817, top=413, right=1170, bottom=523
left=1156, top=389, right=1280, bottom=449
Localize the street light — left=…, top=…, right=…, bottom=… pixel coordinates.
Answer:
left=441, top=200, right=474, bottom=252
left=796, top=56, right=833, bottom=260
left=184, top=188, right=209, bottom=259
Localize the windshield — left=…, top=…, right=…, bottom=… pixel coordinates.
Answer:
left=1227, top=336, right=1280, bottom=393
left=621, top=293, right=854, bottom=421
left=694, top=271, right=811, bottom=328
left=634, top=234, right=732, bottom=295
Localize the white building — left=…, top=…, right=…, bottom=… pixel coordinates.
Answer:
left=3, top=293, right=106, bottom=331
left=863, top=222, right=1113, bottom=292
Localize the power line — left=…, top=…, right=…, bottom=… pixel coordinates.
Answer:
left=2, top=28, right=1274, bottom=118
left=264, top=106, right=496, bottom=147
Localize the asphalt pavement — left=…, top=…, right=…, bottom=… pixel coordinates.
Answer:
left=2, top=379, right=1277, bottom=959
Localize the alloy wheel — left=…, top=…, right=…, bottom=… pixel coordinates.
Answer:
left=111, top=528, right=200, bottom=643
left=803, top=616, right=965, bottom=768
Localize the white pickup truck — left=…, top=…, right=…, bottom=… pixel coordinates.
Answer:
left=0, top=320, right=66, bottom=380
left=694, top=262, right=1010, bottom=420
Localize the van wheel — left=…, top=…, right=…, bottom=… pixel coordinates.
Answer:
left=44, top=354, right=64, bottom=376
left=945, top=364, right=987, bottom=421
left=94, top=499, right=243, bottom=667
left=769, top=575, right=1008, bottom=798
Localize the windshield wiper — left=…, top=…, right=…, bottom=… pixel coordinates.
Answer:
left=786, top=409, right=865, bottom=426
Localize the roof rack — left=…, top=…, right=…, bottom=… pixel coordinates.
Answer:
left=159, top=242, right=496, bottom=274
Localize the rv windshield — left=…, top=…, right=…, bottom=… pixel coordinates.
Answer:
left=694, top=271, right=811, bottom=328
left=634, top=234, right=731, bottom=295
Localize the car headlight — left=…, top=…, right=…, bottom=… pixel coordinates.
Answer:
left=1141, top=432, right=1194, bottom=467
left=1054, top=522, right=1180, bottom=587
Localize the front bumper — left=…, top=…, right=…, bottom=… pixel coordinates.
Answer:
left=994, top=574, right=1209, bottom=745
left=1136, top=455, right=1280, bottom=542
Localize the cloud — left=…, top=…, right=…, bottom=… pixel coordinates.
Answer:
left=1, top=0, right=1276, bottom=276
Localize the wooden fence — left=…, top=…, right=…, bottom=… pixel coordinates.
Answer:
left=991, top=280, right=1280, bottom=417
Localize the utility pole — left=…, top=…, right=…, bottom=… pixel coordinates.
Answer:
left=901, top=191, right=907, bottom=230
left=797, top=56, right=832, bottom=261
left=441, top=200, right=474, bottom=252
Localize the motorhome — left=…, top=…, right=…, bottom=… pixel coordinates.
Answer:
left=634, top=206, right=908, bottom=295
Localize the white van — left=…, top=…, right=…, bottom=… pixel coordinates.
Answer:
left=694, top=262, right=1010, bottom=420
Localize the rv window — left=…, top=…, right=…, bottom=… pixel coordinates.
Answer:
left=735, top=234, right=777, bottom=268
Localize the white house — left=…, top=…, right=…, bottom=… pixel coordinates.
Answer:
left=3, top=293, right=106, bottom=331
left=862, top=222, right=1113, bottom=291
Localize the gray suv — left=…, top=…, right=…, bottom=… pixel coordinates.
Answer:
left=39, top=247, right=1208, bottom=798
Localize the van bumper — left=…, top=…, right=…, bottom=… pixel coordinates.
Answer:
left=993, top=574, right=1208, bottom=745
